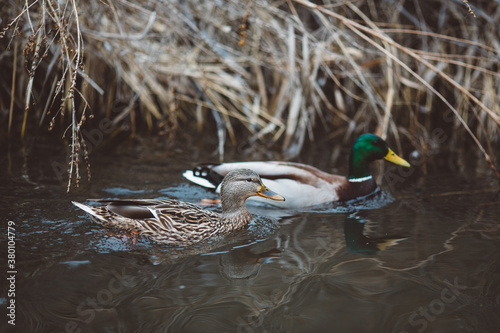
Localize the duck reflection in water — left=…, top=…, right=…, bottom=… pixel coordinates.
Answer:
left=219, top=246, right=282, bottom=280
left=216, top=213, right=408, bottom=282
left=344, top=215, right=407, bottom=255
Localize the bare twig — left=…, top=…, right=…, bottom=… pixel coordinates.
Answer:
left=3, top=0, right=499, bottom=188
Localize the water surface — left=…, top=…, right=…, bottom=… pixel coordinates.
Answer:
left=1, top=139, right=500, bottom=333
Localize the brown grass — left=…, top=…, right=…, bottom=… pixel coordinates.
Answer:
left=1, top=0, right=499, bottom=190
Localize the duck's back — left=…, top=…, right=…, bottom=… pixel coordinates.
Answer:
left=190, top=161, right=348, bottom=208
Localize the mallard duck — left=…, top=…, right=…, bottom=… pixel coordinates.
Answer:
left=183, top=134, right=410, bottom=208
left=72, top=169, right=285, bottom=246
left=344, top=216, right=406, bottom=255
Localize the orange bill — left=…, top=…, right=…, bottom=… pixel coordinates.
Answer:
left=256, top=184, right=285, bottom=201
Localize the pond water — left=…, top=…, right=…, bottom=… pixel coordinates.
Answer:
left=1, top=138, right=500, bottom=333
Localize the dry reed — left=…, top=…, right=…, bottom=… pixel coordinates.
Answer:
left=1, top=0, right=499, bottom=190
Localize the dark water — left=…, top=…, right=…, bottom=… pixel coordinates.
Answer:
left=1, top=139, right=500, bottom=333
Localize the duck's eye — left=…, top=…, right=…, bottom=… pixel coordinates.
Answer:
left=372, top=139, right=380, bottom=145
left=246, top=178, right=252, bottom=182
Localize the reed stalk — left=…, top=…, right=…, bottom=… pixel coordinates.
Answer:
left=1, top=0, right=499, bottom=188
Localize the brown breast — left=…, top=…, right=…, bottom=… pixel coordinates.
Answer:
left=336, top=178, right=378, bottom=202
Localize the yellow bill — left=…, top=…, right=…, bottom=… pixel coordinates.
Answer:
left=384, top=148, right=411, bottom=167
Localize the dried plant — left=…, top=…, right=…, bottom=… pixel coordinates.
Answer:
left=1, top=0, right=499, bottom=190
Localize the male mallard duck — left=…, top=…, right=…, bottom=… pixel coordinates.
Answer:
left=183, top=134, right=410, bottom=208
left=344, top=216, right=406, bottom=255
left=72, top=169, right=285, bottom=246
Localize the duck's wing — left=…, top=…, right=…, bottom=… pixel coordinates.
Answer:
left=183, top=161, right=348, bottom=208
left=74, top=199, right=218, bottom=244
left=150, top=200, right=219, bottom=225
left=89, top=199, right=216, bottom=224
left=87, top=199, right=176, bottom=219
left=134, top=200, right=219, bottom=245
left=72, top=200, right=162, bottom=229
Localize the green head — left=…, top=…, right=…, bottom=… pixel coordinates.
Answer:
left=348, top=134, right=410, bottom=180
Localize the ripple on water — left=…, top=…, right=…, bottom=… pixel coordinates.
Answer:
left=299, top=189, right=396, bottom=214
left=101, top=187, right=154, bottom=196
left=159, top=183, right=218, bottom=201
left=7, top=145, right=500, bottom=333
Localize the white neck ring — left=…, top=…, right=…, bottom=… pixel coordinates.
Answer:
left=348, top=175, right=373, bottom=183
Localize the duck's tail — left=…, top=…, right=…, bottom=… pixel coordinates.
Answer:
left=72, top=201, right=107, bottom=222
left=182, top=164, right=224, bottom=190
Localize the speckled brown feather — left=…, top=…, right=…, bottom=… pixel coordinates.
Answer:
left=76, top=199, right=252, bottom=246
left=73, top=169, right=283, bottom=246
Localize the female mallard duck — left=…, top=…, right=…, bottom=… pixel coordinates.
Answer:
left=72, top=169, right=285, bottom=246
left=183, top=134, right=410, bottom=208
